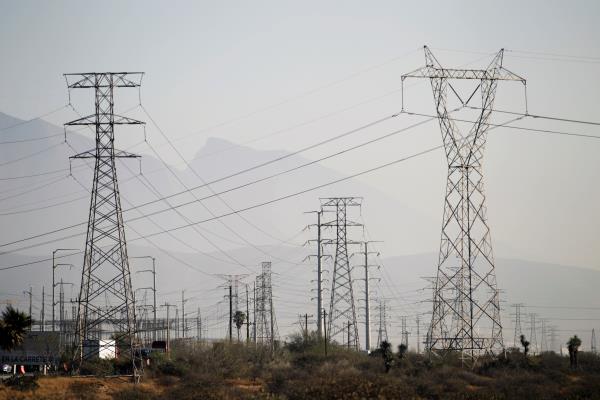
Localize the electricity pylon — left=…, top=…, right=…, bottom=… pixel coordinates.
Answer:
left=255, top=262, right=278, bottom=350
left=402, top=47, right=526, bottom=364
left=376, top=299, right=389, bottom=348
left=512, top=303, right=524, bottom=348
left=65, top=73, right=144, bottom=379
left=321, top=197, right=362, bottom=349
left=529, top=313, right=538, bottom=355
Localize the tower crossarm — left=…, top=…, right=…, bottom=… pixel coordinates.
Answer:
left=402, top=66, right=525, bottom=83
left=64, top=72, right=144, bottom=88
left=402, top=46, right=525, bottom=84
left=70, top=149, right=141, bottom=159
left=65, top=114, right=145, bottom=126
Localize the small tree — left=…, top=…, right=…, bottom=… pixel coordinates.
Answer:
left=379, top=340, right=393, bottom=373
left=568, top=335, right=582, bottom=369
left=520, top=334, right=530, bottom=356
left=0, top=305, right=32, bottom=351
left=233, top=311, right=246, bottom=342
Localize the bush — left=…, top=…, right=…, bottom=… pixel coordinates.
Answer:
left=156, top=359, right=187, bottom=377
left=2, top=375, right=39, bottom=391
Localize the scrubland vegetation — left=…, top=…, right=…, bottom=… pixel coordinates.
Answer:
left=2, top=333, right=600, bottom=399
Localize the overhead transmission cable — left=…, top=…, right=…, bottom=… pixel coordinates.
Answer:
left=3, top=106, right=599, bottom=258
left=65, top=106, right=256, bottom=274
left=141, top=106, right=302, bottom=266
left=0, top=111, right=400, bottom=250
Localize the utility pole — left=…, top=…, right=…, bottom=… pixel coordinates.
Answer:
left=181, top=290, right=187, bottom=339
left=65, top=72, right=145, bottom=378
left=403, top=47, right=527, bottom=364
left=364, top=244, right=370, bottom=352
left=347, top=321, right=351, bottom=350
left=305, top=210, right=326, bottom=338
left=416, top=315, right=421, bottom=354
left=229, top=285, right=233, bottom=342
left=253, top=282, right=257, bottom=344
left=41, top=286, right=45, bottom=332
left=132, top=256, right=156, bottom=342
left=162, top=303, right=175, bottom=358
left=215, top=274, right=247, bottom=343
left=246, top=285, right=250, bottom=342
left=52, top=248, right=76, bottom=332
left=356, top=241, right=380, bottom=352
left=270, top=288, right=275, bottom=352
left=305, top=314, right=311, bottom=338
left=196, top=308, right=202, bottom=342
left=23, top=287, right=32, bottom=330
left=175, top=307, right=179, bottom=339
left=323, top=309, right=328, bottom=356
left=592, top=329, right=597, bottom=354
left=59, top=280, right=64, bottom=334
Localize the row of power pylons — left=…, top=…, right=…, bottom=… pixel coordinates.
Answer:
left=63, top=46, right=527, bottom=379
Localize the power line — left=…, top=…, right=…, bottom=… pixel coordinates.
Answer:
left=0, top=133, right=64, bottom=144
left=2, top=106, right=598, bottom=268
left=402, top=111, right=600, bottom=141
left=141, top=107, right=299, bottom=266
left=63, top=110, right=255, bottom=274
left=0, top=112, right=399, bottom=250
left=465, top=106, right=600, bottom=127
left=0, top=138, right=441, bottom=272
left=0, top=141, right=64, bottom=168
left=1, top=109, right=579, bottom=269
left=0, top=104, right=70, bottom=133
left=0, top=175, right=69, bottom=203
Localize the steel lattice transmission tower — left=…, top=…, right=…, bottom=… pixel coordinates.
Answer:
left=512, top=303, right=524, bottom=348
left=65, top=73, right=145, bottom=377
left=376, top=299, right=389, bottom=348
left=255, top=262, right=278, bottom=349
left=402, top=47, right=526, bottom=362
left=321, top=197, right=362, bottom=349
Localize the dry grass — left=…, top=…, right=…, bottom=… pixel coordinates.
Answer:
left=0, top=376, right=164, bottom=400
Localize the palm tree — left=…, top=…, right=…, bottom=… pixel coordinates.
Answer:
left=233, top=311, right=246, bottom=342
left=0, top=305, right=32, bottom=351
left=568, top=335, right=582, bottom=369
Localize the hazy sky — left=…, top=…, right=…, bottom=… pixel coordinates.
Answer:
left=1, top=0, right=599, bottom=269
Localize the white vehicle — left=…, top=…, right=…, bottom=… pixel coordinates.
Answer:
left=1, top=364, right=11, bottom=374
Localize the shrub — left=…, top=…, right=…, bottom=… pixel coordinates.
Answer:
left=156, top=359, right=187, bottom=377
left=2, top=375, right=39, bottom=391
